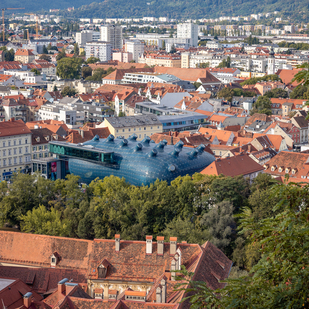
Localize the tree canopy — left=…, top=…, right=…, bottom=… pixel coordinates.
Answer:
left=250, top=96, right=272, bottom=115
left=56, top=57, right=84, bottom=79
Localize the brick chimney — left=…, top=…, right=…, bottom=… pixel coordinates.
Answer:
left=146, top=235, right=153, bottom=254
left=65, top=282, right=78, bottom=295
left=115, top=234, right=120, bottom=252
left=157, top=236, right=164, bottom=255
left=23, top=292, right=32, bottom=308
left=58, top=278, right=69, bottom=297
left=170, top=237, right=177, bottom=255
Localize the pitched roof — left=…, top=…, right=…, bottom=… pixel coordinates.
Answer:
left=276, top=68, right=301, bottom=87
left=15, top=49, right=34, bottom=56
left=264, top=151, right=309, bottom=180
left=0, top=119, right=32, bottom=137
left=201, top=154, right=264, bottom=177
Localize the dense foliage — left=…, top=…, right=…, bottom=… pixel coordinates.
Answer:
left=56, top=57, right=84, bottom=79
left=176, top=181, right=309, bottom=308
left=250, top=96, right=272, bottom=115
left=0, top=172, right=281, bottom=273
left=240, top=74, right=281, bottom=86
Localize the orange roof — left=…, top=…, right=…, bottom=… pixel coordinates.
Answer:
left=201, top=154, right=264, bottom=177
left=15, top=49, right=34, bottom=56
left=0, top=119, right=32, bottom=137
left=276, top=68, right=301, bottom=87
left=0, top=74, right=13, bottom=82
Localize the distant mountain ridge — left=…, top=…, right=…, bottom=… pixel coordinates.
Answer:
left=3, top=0, right=309, bottom=19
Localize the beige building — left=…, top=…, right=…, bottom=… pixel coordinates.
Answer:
left=14, top=49, right=35, bottom=64
left=0, top=119, right=32, bottom=181
left=140, top=54, right=181, bottom=68
left=99, top=115, right=163, bottom=139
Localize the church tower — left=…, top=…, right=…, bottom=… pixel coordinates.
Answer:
left=267, top=47, right=275, bottom=75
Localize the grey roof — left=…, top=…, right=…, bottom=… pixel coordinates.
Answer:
left=106, top=115, right=161, bottom=128
left=160, top=92, right=191, bottom=108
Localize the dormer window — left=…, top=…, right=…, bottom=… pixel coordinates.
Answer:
left=285, top=168, right=290, bottom=174
left=271, top=165, right=276, bottom=172
left=292, top=169, right=297, bottom=175
left=97, top=259, right=110, bottom=279
left=36, top=137, right=40, bottom=142
left=278, top=167, right=283, bottom=172
left=50, top=252, right=59, bottom=267
left=45, top=136, right=49, bottom=141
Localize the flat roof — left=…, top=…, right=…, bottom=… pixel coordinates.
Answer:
left=0, top=278, right=15, bottom=292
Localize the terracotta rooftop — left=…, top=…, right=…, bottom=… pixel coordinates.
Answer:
left=201, top=153, right=264, bottom=177
left=15, top=49, right=34, bottom=56
left=0, top=119, right=32, bottom=137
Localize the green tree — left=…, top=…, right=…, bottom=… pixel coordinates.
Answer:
left=53, top=85, right=58, bottom=92
left=42, top=45, right=48, bottom=54
left=74, top=43, right=79, bottom=56
left=56, top=49, right=66, bottom=61
left=293, top=63, right=309, bottom=87
left=199, top=62, right=210, bottom=68
left=177, top=182, right=309, bottom=309
left=290, top=85, right=308, bottom=99
left=20, top=205, right=69, bottom=236
left=30, top=68, right=41, bottom=76
left=86, top=57, right=100, bottom=64
left=250, top=96, right=272, bottom=115
left=81, top=66, right=92, bottom=79
left=56, top=57, right=84, bottom=79
left=4, top=49, right=14, bottom=61
left=170, top=44, right=177, bottom=54
left=61, top=86, right=78, bottom=97
left=264, top=88, right=288, bottom=98
left=193, top=82, right=202, bottom=90
left=39, top=54, right=51, bottom=62
left=162, top=40, right=166, bottom=50
left=217, top=87, right=234, bottom=102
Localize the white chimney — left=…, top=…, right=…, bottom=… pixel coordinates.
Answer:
left=115, top=234, right=120, bottom=252
left=146, top=235, right=153, bottom=254
left=157, top=236, right=164, bottom=255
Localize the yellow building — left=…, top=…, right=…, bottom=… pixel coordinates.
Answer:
left=99, top=115, right=163, bottom=139
left=142, top=54, right=181, bottom=68
left=15, top=49, right=35, bottom=64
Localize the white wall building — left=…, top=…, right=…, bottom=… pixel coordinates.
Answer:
left=100, top=25, right=123, bottom=49
left=0, top=119, right=32, bottom=181
left=75, top=30, right=94, bottom=46
left=125, top=40, right=145, bottom=62
left=177, top=22, right=198, bottom=47
left=85, top=41, right=112, bottom=62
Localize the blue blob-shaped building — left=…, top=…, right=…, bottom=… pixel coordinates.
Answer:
left=49, top=134, right=215, bottom=186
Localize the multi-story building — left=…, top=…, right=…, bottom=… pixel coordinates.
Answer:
left=76, top=30, right=94, bottom=46
left=99, top=115, right=163, bottom=139
left=85, top=41, right=112, bottom=62
left=177, top=22, right=198, bottom=46
left=139, top=54, right=181, bottom=68
left=0, top=119, right=32, bottom=181
left=14, top=49, right=35, bottom=64
left=125, top=40, right=145, bottom=62
left=100, top=24, right=123, bottom=49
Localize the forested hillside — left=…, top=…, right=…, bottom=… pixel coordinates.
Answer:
left=4, top=0, right=309, bottom=19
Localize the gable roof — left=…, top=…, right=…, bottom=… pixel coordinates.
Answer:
left=0, top=119, right=32, bottom=137
left=201, top=154, right=264, bottom=177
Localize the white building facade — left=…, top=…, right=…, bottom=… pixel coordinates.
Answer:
left=85, top=41, right=112, bottom=62
left=177, top=22, right=198, bottom=47
left=100, top=25, right=123, bottom=49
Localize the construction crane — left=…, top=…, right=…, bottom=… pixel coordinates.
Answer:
left=25, top=13, right=39, bottom=39
left=1, top=8, right=25, bottom=42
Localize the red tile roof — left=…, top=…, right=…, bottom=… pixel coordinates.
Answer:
left=0, top=119, right=32, bottom=137
left=15, top=49, right=34, bottom=56
left=201, top=153, right=264, bottom=177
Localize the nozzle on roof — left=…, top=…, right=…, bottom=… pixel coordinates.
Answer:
left=162, top=139, right=168, bottom=146
left=149, top=148, right=158, bottom=157
left=170, top=148, right=180, bottom=157
left=128, top=133, right=138, bottom=141
left=142, top=136, right=151, bottom=145
left=156, top=141, right=166, bottom=150
left=174, top=141, right=184, bottom=149
left=134, top=143, right=143, bottom=152
left=189, top=149, right=198, bottom=158
left=107, top=134, right=114, bottom=142
left=92, top=134, right=100, bottom=142
left=197, top=144, right=205, bottom=153
left=120, top=139, right=128, bottom=147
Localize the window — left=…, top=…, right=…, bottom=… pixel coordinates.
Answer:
left=14, top=149, right=16, bottom=155
left=19, top=157, right=22, bottom=164
left=25, top=146, right=29, bottom=153
left=19, top=139, right=21, bottom=145
left=3, top=150, right=6, bottom=156
left=2, top=142, right=5, bottom=147
left=13, top=140, right=16, bottom=146
left=8, top=149, right=11, bottom=156
left=8, top=158, right=12, bottom=165
left=25, top=139, right=28, bottom=144
left=14, top=157, right=17, bottom=164
left=8, top=141, right=11, bottom=147
left=19, top=148, right=22, bottom=154
left=3, top=159, right=6, bottom=166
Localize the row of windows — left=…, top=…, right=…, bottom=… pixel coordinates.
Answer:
left=2, top=139, right=28, bottom=147
left=0, top=156, right=27, bottom=166
left=1, top=147, right=29, bottom=156
left=116, top=126, right=160, bottom=133
left=33, top=145, right=48, bottom=151
left=163, top=119, right=204, bottom=127
left=33, top=153, right=50, bottom=159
